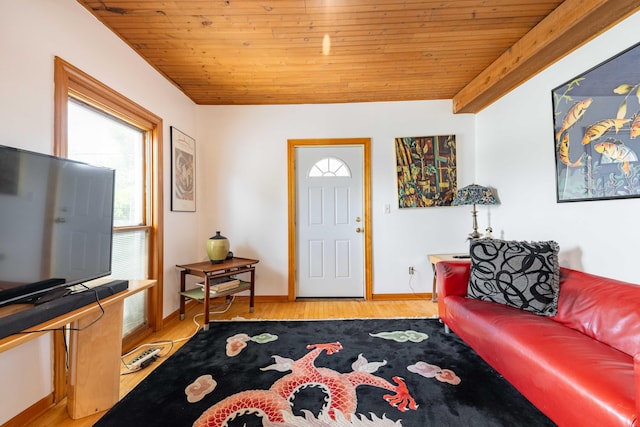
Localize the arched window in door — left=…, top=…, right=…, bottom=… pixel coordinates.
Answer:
left=308, top=157, right=351, bottom=177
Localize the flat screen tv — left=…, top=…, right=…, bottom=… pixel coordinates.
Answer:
left=0, top=145, right=116, bottom=307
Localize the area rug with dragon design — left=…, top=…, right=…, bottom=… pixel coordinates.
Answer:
left=95, top=318, right=555, bottom=426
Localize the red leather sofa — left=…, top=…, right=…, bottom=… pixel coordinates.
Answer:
left=436, top=260, right=640, bottom=427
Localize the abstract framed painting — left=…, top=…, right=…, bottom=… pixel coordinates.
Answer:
left=395, top=135, right=456, bottom=208
left=170, top=126, right=196, bottom=212
left=552, top=41, right=640, bottom=202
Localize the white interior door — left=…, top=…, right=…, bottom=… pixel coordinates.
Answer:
left=296, top=146, right=364, bottom=297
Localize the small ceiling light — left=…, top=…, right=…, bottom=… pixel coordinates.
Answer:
left=322, top=34, right=331, bottom=55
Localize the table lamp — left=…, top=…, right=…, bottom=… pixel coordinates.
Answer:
left=452, top=184, right=499, bottom=239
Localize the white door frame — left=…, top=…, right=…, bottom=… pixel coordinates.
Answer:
left=287, top=138, right=372, bottom=301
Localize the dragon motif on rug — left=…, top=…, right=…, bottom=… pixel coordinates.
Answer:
left=192, top=342, right=418, bottom=426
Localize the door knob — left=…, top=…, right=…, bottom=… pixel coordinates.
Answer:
left=356, top=227, right=363, bottom=233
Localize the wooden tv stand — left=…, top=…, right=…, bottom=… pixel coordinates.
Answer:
left=0, top=279, right=156, bottom=419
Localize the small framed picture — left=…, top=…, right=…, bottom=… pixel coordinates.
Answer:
left=170, top=126, right=196, bottom=212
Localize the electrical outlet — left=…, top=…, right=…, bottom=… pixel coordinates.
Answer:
left=409, top=266, right=415, bottom=275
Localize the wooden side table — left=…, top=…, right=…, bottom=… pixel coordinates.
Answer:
left=177, top=257, right=259, bottom=330
left=428, top=253, right=470, bottom=302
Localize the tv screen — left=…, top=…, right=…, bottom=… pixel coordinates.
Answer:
left=0, top=145, right=115, bottom=306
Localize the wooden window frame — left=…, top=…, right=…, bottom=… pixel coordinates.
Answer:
left=53, top=57, right=164, bottom=401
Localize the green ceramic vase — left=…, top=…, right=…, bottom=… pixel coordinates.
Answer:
left=206, top=231, right=230, bottom=263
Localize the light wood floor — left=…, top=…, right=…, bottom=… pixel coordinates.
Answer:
left=25, top=298, right=437, bottom=427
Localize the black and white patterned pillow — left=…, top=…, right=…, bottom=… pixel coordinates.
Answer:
left=467, top=238, right=560, bottom=316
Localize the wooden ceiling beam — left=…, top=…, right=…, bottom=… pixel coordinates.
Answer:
left=452, top=0, right=640, bottom=114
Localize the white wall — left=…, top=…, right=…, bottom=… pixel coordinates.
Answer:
left=196, top=101, right=475, bottom=297
left=476, top=11, right=640, bottom=283
left=0, top=1, right=197, bottom=423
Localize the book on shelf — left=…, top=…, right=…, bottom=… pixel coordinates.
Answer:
left=196, top=277, right=241, bottom=293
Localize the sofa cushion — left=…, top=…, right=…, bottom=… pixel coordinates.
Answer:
left=467, top=238, right=560, bottom=316
left=443, top=294, right=637, bottom=427
left=554, top=268, right=640, bottom=357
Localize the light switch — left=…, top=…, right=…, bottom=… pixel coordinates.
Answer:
left=384, top=204, right=391, bottom=214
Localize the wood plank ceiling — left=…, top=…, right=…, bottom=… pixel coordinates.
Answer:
left=77, top=1, right=639, bottom=113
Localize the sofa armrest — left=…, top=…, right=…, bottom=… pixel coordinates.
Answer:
left=436, top=261, right=471, bottom=297
left=635, top=354, right=640, bottom=420
left=436, top=261, right=471, bottom=321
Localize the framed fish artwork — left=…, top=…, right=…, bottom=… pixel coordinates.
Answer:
left=395, top=135, right=456, bottom=208
left=552, top=41, right=640, bottom=202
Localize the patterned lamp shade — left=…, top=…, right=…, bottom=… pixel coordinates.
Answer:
left=452, top=184, right=498, bottom=206
left=452, top=184, right=499, bottom=239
